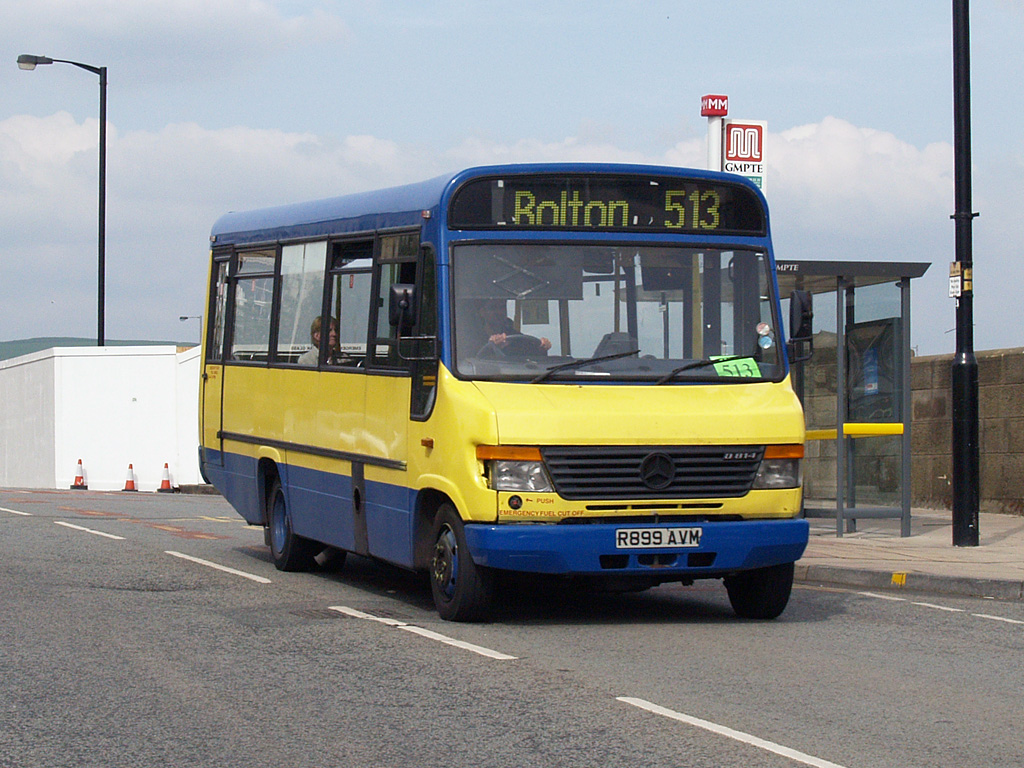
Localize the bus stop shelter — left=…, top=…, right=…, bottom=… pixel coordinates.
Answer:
left=776, top=260, right=930, bottom=537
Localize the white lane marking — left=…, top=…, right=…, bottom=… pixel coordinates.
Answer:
left=165, top=551, right=272, bottom=584
left=858, top=591, right=906, bottom=602
left=54, top=521, right=125, bottom=540
left=912, top=601, right=965, bottom=613
left=331, top=605, right=407, bottom=626
left=329, top=605, right=517, bottom=660
left=617, top=697, right=848, bottom=768
left=398, top=625, right=518, bottom=660
left=861, top=590, right=1024, bottom=626
left=972, top=613, right=1024, bottom=626
left=0, top=506, right=32, bottom=516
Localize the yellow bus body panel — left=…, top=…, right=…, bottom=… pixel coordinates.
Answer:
left=405, top=365, right=804, bottom=523
left=207, top=361, right=804, bottom=526
left=472, top=377, right=805, bottom=446
left=407, top=365, right=499, bottom=522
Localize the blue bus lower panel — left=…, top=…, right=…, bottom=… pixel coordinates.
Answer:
left=462, top=519, right=809, bottom=576
left=202, top=447, right=807, bottom=577
left=201, top=447, right=417, bottom=569
left=202, top=448, right=262, bottom=525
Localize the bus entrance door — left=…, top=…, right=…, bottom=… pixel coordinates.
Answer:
left=360, top=372, right=412, bottom=567
left=200, top=363, right=224, bottom=469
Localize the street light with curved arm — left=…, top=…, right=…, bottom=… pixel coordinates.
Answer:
left=18, top=54, right=107, bottom=346
left=180, top=315, right=203, bottom=345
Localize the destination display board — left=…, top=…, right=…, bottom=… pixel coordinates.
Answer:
left=449, top=174, right=766, bottom=235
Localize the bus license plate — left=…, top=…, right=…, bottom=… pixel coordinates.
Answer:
left=615, top=527, right=702, bottom=549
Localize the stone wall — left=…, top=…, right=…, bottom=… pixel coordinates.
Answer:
left=911, top=348, right=1024, bottom=515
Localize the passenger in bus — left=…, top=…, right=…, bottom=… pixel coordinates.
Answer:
left=471, top=299, right=551, bottom=356
left=297, top=316, right=341, bottom=366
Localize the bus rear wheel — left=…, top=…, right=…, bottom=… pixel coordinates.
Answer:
left=429, top=504, right=493, bottom=622
left=267, top=478, right=316, bottom=572
left=724, top=561, right=795, bottom=620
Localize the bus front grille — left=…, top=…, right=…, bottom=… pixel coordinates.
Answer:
left=540, top=445, right=763, bottom=501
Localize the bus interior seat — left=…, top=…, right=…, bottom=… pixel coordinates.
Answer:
left=592, top=332, right=637, bottom=357
left=231, top=350, right=268, bottom=362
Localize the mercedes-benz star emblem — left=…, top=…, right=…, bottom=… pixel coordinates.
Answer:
left=639, top=452, right=675, bottom=491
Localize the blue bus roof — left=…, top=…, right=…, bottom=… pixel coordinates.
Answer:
left=210, top=163, right=765, bottom=247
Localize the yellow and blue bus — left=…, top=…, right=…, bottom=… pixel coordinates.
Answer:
left=200, top=163, right=813, bottom=621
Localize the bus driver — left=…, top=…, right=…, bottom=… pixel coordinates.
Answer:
left=472, top=299, right=551, bottom=356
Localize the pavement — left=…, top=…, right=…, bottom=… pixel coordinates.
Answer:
left=797, top=508, right=1024, bottom=601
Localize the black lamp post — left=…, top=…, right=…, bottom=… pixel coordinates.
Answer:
left=18, top=54, right=107, bottom=347
left=950, top=2, right=980, bottom=547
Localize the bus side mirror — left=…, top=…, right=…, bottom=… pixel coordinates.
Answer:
left=789, top=290, right=813, bottom=340
left=788, top=289, right=813, bottom=363
left=389, top=284, right=416, bottom=331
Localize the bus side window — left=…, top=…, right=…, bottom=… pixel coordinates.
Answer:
left=410, top=246, right=438, bottom=420
left=325, top=241, right=373, bottom=368
left=370, top=232, right=420, bottom=369
left=229, top=249, right=276, bottom=363
left=206, top=256, right=230, bottom=364
left=277, top=241, right=327, bottom=366
left=372, top=259, right=418, bottom=368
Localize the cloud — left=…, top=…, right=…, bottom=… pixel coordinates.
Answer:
left=0, top=112, right=107, bottom=243
left=770, top=116, right=953, bottom=242
left=0, top=112, right=987, bottom=353
left=765, top=118, right=957, bottom=353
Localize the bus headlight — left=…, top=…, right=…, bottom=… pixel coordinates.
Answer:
left=752, top=445, right=804, bottom=490
left=477, top=445, right=554, bottom=493
left=491, top=460, right=554, bottom=492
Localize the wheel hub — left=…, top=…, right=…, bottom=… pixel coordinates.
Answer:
left=270, top=495, right=287, bottom=554
left=431, top=525, right=458, bottom=599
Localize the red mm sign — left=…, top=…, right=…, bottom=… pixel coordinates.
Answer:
left=700, top=94, right=729, bottom=117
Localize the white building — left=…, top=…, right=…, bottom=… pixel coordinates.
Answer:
left=0, top=345, right=204, bottom=491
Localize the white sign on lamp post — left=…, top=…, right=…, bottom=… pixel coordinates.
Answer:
left=723, top=119, right=768, bottom=193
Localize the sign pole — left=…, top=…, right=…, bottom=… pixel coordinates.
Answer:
left=951, top=0, right=979, bottom=546
left=701, top=94, right=728, bottom=172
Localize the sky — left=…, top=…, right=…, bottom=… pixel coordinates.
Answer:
left=2, top=0, right=1022, bottom=354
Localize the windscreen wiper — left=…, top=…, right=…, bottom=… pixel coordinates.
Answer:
left=530, top=349, right=640, bottom=384
left=655, top=354, right=751, bottom=385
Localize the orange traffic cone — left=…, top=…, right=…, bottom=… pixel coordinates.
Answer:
left=122, top=464, right=138, bottom=492
left=71, top=459, right=88, bottom=490
left=158, top=463, right=175, bottom=493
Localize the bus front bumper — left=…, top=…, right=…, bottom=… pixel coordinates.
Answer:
left=462, top=518, right=809, bottom=576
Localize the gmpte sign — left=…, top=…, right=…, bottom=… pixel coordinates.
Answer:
left=722, top=119, right=767, bottom=192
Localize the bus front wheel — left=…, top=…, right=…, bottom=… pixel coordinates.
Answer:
left=429, top=504, right=493, bottom=622
left=724, top=561, right=795, bottom=620
left=267, top=478, right=316, bottom=572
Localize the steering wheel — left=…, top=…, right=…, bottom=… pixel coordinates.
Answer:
left=475, top=340, right=507, bottom=359
left=476, top=333, right=549, bottom=359
left=502, top=333, right=547, bottom=356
